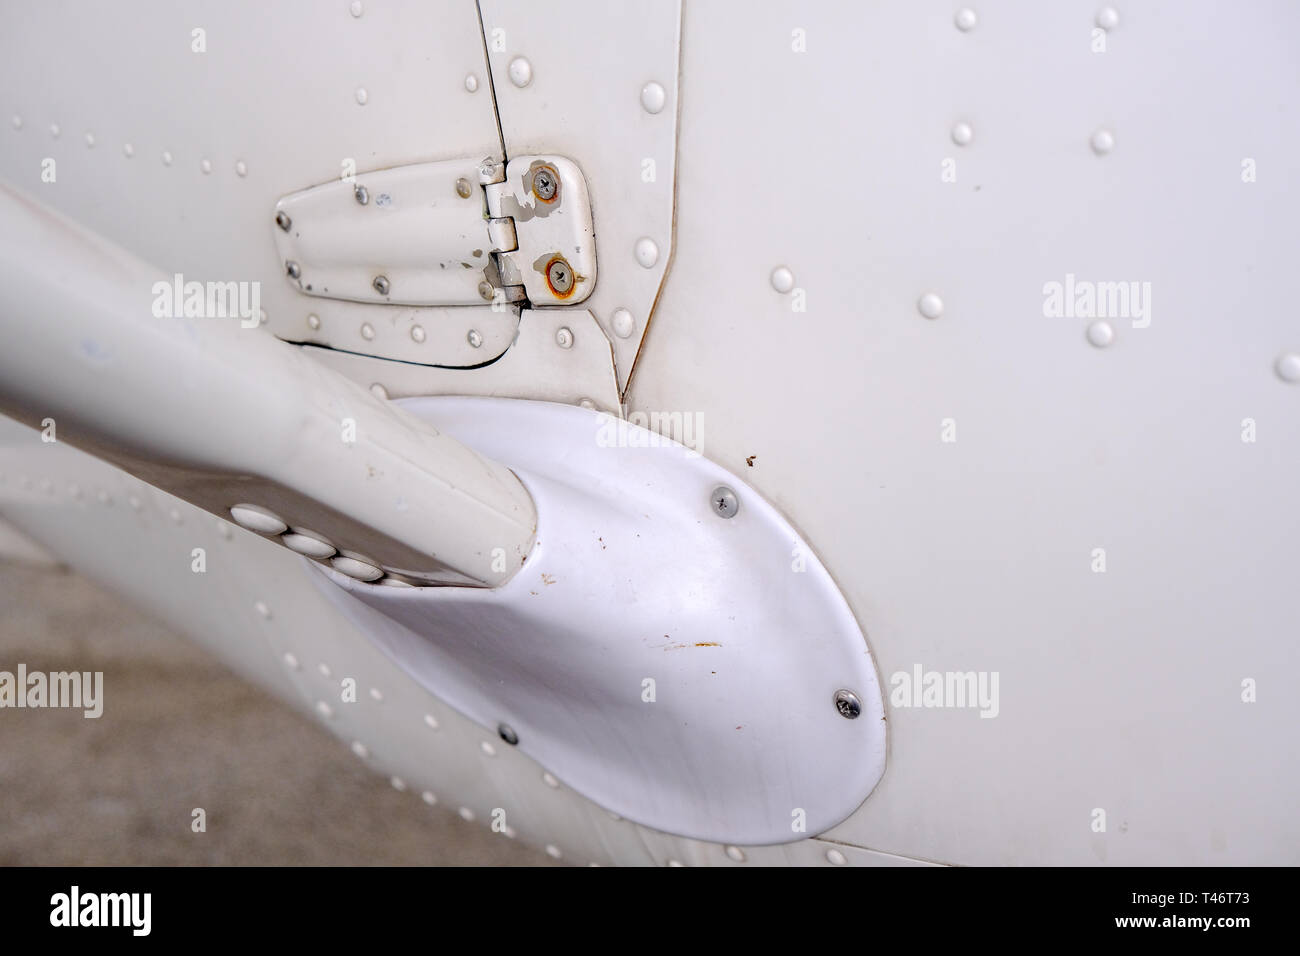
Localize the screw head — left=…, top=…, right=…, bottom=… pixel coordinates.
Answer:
left=532, top=167, right=559, bottom=201
left=834, top=689, right=862, bottom=719
left=498, top=723, right=519, bottom=746
left=275, top=211, right=291, bottom=232
left=285, top=261, right=301, bottom=280
left=354, top=185, right=369, bottom=205
left=546, top=256, right=574, bottom=296
left=372, top=275, right=390, bottom=295
left=710, top=485, right=739, bottom=519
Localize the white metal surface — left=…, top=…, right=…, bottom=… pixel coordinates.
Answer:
left=316, top=396, right=886, bottom=845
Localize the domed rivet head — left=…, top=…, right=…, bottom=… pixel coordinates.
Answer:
left=547, top=258, right=574, bottom=295
left=1096, top=6, right=1120, bottom=30
left=161, top=150, right=173, bottom=166
left=834, top=689, right=862, bottom=719
left=1086, top=320, right=1115, bottom=348
left=200, top=158, right=212, bottom=174
left=123, top=143, right=135, bottom=158
left=286, top=261, right=301, bottom=280
left=611, top=308, right=635, bottom=338
left=275, top=211, right=291, bottom=231
left=354, top=184, right=369, bottom=205
left=350, top=0, right=363, bottom=16
left=1091, top=128, right=1115, bottom=155
left=640, top=81, right=666, bottom=114
left=955, top=8, right=978, bottom=31
left=307, top=312, right=320, bottom=330
left=711, top=485, right=739, bottom=519
left=555, top=326, right=574, bottom=349
left=360, top=322, right=376, bottom=340
left=455, top=177, right=473, bottom=199
left=372, top=275, right=390, bottom=295
left=467, top=329, right=483, bottom=348
left=235, top=160, right=247, bottom=177
left=355, top=87, right=368, bottom=106
left=464, top=74, right=479, bottom=93
left=917, top=292, right=944, bottom=319
left=498, top=723, right=519, bottom=746
left=951, top=122, right=974, bottom=146
left=770, top=266, right=795, bottom=293
left=532, top=166, right=559, bottom=201
left=1274, top=352, right=1300, bottom=384
left=826, top=848, right=848, bottom=865
left=579, top=398, right=595, bottom=410
left=634, top=237, right=659, bottom=268
left=725, top=845, right=746, bottom=863
left=508, top=57, right=532, bottom=88
left=84, top=131, right=95, bottom=148
left=410, top=324, right=426, bottom=343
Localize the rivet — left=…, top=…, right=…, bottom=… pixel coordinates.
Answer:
left=634, top=237, right=660, bottom=268
left=640, top=81, right=666, bottom=114
left=1274, top=352, right=1300, bottom=383
left=1086, top=319, right=1115, bottom=348
left=667, top=859, right=684, bottom=867
left=770, top=266, right=795, bottom=294
left=423, top=713, right=440, bottom=730
left=710, top=485, right=739, bottom=519
left=281, top=531, right=336, bottom=559
left=307, top=312, right=320, bottom=329
left=390, top=776, right=406, bottom=791
left=10, top=115, right=21, bottom=130
left=255, top=600, right=271, bottom=620
left=498, top=723, right=519, bottom=746
left=826, top=848, right=848, bottom=866
left=84, top=131, right=95, bottom=148
left=49, top=123, right=60, bottom=137
left=532, top=167, right=559, bottom=201
left=354, top=184, right=369, bottom=205
left=355, top=87, right=368, bottom=106
left=319, top=662, right=332, bottom=678
left=1096, top=6, right=1120, bottom=30
left=508, top=57, right=533, bottom=88
left=235, top=160, right=247, bottom=177
left=480, top=740, right=497, bottom=757
left=350, top=0, right=363, bottom=16
left=545, top=845, right=563, bottom=860
left=955, top=8, right=978, bottom=31
left=467, top=328, right=483, bottom=348
left=421, top=791, right=437, bottom=805
left=455, top=177, right=472, bottom=199
left=611, top=307, right=635, bottom=338
left=350, top=740, right=369, bottom=759
left=1090, top=128, right=1115, bottom=155
left=918, top=292, right=944, bottom=319
left=332, top=554, right=383, bottom=581
left=477, top=281, right=494, bottom=302
left=369, top=383, right=389, bottom=400
left=579, top=399, right=595, bottom=410
left=546, top=257, right=574, bottom=295
left=230, top=504, right=287, bottom=535
left=834, top=688, right=862, bottom=719
left=286, top=261, right=301, bottom=280
left=458, top=807, right=475, bottom=822
left=411, top=324, right=426, bottom=343
left=464, top=74, right=479, bottom=93
left=169, top=508, right=182, bottom=525
left=951, top=122, right=974, bottom=147
left=275, top=211, right=292, bottom=231
left=161, top=150, right=173, bottom=166
left=542, top=772, right=559, bottom=788
left=725, top=845, right=746, bottom=863
left=122, top=143, right=134, bottom=158
left=555, top=326, right=574, bottom=349
left=372, top=276, right=389, bottom=296
left=282, top=652, right=299, bottom=670
left=369, top=687, right=383, bottom=701
left=316, top=700, right=334, bottom=719
left=200, top=158, right=212, bottom=174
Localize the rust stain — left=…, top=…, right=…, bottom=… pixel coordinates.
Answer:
left=541, top=573, right=555, bottom=586
left=694, top=642, right=721, bottom=648
left=746, top=455, right=756, bottom=467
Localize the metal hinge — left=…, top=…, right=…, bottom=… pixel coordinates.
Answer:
left=271, top=155, right=596, bottom=308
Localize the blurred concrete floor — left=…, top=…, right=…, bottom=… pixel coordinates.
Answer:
left=0, top=562, right=556, bottom=865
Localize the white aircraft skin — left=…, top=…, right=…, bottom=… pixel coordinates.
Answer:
left=0, top=1, right=1296, bottom=866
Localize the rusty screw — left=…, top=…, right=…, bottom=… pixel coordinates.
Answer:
left=546, top=257, right=574, bottom=295
left=532, top=167, right=558, bottom=201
